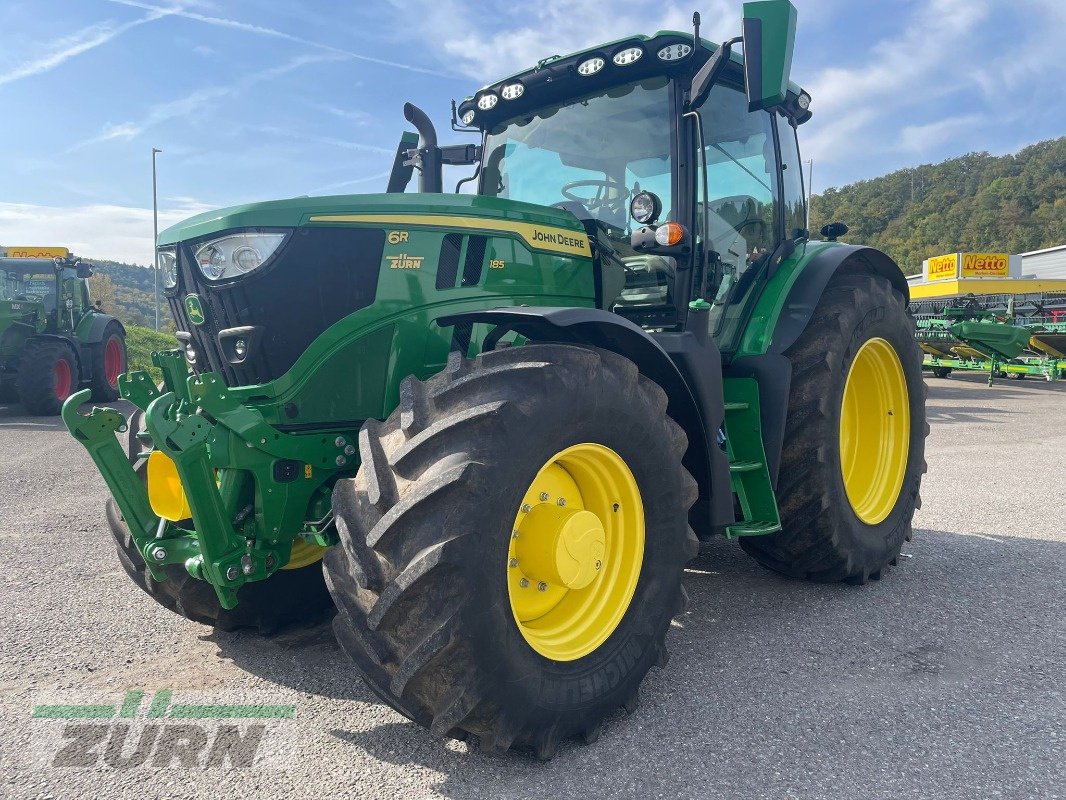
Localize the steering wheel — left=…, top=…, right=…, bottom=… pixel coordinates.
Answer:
left=561, top=179, right=629, bottom=217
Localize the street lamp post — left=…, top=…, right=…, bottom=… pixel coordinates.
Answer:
left=152, top=147, right=162, bottom=331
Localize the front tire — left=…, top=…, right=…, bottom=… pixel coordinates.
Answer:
left=740, top=267, right=927, bottom=584
left=16, top=338, right=78, bottom=415
left=325, top=345, right=697, bottom=757
left=106, top=462, right=334, bottom=633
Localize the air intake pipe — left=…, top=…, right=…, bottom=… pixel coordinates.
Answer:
left=403, top=102, right=443, bottom=193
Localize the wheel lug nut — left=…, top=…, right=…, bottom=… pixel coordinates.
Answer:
left=521, top=504, right=532, bottom=513
left=511, top=530, right=519, bottom=539
left=595, top=560, right=602, bottom=570
left=519, top=578, right=530, bottom=588
left=539, top=492, right=549, bottom=501
left=509, top=558, right=519, bottom=568
left=538, top=582, right=548, bottom=592
left=556, top=498, right=566, bottom=507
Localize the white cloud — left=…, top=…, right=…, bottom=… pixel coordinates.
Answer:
left=105, top=0, right=451, bottom=76
left=0, top=199, right=214, bottom=266
left=245, top=125, right=393, bottom=155
left=310, top=103, right=373, bottom=125
left=309, top=171, right=392, bottom=195
left=897, top=114, right=983, bottom=154
left=0, top=9, right=169, bottom=87
left=387, top=0, right=736, bottom=82
left=797, top=0, right=1066, bottom=188
left=69, top=53, right=345, bottom=151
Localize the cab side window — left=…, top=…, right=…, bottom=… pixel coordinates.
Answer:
left=697, top=83, right=779, bottom=282
left=776, top=112, right=806, bottom=238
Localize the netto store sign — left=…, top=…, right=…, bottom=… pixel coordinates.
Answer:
left=923, top=252, right=1019, bottom=282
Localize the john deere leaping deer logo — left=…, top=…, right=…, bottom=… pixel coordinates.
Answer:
left=184, top=295, right=206, bottom=326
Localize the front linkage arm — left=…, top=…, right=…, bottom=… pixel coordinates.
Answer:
left=62, top=357, right=354, bottom=610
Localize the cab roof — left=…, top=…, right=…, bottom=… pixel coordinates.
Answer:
left=457, top=31, right=810, bottom=131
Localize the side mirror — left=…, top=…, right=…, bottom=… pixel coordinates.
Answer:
left=820, top=222, right=849, bottom=241
left=742, top=0, right=797, bottom=112
left=76, top=262, right=93, bottom=278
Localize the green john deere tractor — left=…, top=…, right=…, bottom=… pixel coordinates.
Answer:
left=64, top=1, right=927, bottom=757
left=1, top=246, right=127, bottom=415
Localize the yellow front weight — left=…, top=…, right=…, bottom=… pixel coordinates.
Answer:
left=146, top=450, right=192, bottom=522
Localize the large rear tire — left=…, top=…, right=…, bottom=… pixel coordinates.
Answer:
left=16, top=338, right=78, bottom=416
left=90, top=323, right=127, bottom=401
left=740, top=267, right=927, bottom=584
left=106, top=463, right=334, bottom=633
left=325, top=345, right=697, bottom=757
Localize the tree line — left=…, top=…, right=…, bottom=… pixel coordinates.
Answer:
left=810, top=137, right=1065, bottom=274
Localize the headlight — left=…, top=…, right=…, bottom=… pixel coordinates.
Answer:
left=193, top=232, right=286, bottom=281
left=657, top=43, right=692, bottom=62
left=157, top=248, right=178, bottom=288
left=477, top=93, right=498, bottom=110
left=630, top=191, right=662, bottom=225
left=577, top=56, right=605, bottom=76
left=612, top=47, right=643, bottom=66
left=500, top=82, right=524, bottom=100
left=461, top=109, right=476, bottom=125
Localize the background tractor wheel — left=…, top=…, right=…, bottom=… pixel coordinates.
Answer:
left=325, top=344, right=697, bottom=757
left=740, top=266, right=927, bottom=584
left=932, top=366, right=952, bottom=378
left=90, top=323, right=127, bottom=401
left=16, top=338, right=79, bottom=416
left=105, top=462, right=334, bottom=633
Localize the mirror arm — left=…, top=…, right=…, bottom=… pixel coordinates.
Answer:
left=687, top=36, right=742, bottom=112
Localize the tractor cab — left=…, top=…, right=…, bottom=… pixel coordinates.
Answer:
left=452, top=5, right=810, bottom=349
left=0, top=249, right=93, bottom=332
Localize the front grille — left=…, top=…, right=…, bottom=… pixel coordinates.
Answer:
left=168, top=227, right=385, bottom=386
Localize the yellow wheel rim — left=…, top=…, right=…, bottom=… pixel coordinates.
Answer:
left=283, top=537, right=326, bottom=570
left=507, top=443, right=644, bottom=662
left=839, top=337, right=910, bottom=525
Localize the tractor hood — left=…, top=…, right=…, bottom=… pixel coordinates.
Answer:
left=157, top=192, right=588, bottom=247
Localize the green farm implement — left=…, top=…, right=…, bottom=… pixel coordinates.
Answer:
left=1, top=246, right=127, bottom=414
left=64, top=1, right=927, bottom=756
left=916, top=298, right=1066, bottom=384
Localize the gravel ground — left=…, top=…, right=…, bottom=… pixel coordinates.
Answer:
left=0, top=371, right=1063, bottom=799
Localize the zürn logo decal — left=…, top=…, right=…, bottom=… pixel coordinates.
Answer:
left=185, top=294, right=206, bottom=325
left=29, top=689, right=295, bottom=769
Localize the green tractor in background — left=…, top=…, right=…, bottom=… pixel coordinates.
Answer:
left=1, top=246, right=127, bottom=415
left=64, top=1, right=927, bottom=757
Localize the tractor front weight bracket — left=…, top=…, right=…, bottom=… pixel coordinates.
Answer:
left=64, top=368, right=355, bottom=610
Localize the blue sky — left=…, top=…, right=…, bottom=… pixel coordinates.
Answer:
left=0, top=0, right=1062, bottom=264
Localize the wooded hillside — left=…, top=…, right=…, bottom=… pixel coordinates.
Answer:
left=810, top=137, right=1066, bottom=274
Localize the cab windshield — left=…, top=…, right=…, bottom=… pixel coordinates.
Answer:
left=0, top=266, right=53, bottom=304
left=480, top=77, right=678, bottom=319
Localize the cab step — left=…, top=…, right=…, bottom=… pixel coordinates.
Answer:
left=722, top=378, right=782, bottom=539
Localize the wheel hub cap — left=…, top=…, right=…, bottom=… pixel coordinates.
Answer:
left=516, top=506, right=605, bottom=590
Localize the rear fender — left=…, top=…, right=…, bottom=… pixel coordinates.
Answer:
left=731, top=242, right=909, bottom=487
